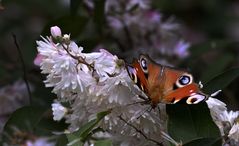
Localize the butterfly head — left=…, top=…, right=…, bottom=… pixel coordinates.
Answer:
left=126, top=54, right=208, bottom=106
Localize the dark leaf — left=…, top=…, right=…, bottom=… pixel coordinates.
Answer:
left=184, top=137, right=222, bottom=146
left=200, top=53, right=234, bottom=83
left=37, top=110, right=68, bottom=135
left=166, top=103, right=221, bottom=144
left=204, top=68, right=239, bottom=94
left=2, top=106, right=46, bottom=142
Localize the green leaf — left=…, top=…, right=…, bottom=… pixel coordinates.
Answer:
left=183, top=137, right=222, bottom=146
left=204, top=68, right=239, bottom=94
left=67, top=134, right=84, bottom=146
left=2, top=106, right=46, bottom=142
left=95, top=139, right=112, bottom=146
left=67, top=110, right=111, bottom=144
left=70, top=0, right=82, bottom=16
left=166, top=103, right=221, bottom=144
left=200, top=53, right=234, bottom=83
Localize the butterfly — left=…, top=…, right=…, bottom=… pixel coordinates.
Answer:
left=126, top=54, right=208, bottom=108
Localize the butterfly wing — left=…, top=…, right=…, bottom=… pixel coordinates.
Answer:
left=161, top=68, right=207, bottom=104
left=126, top=59, right=149, bottom=94
left=126, top=54, right=207, bottom=107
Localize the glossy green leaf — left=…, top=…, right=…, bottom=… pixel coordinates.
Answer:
left=95, top=139, right=112, bottom=146
left=67, top=134, right=84, bottom=146
left=166, top=103, right=221, bottom=144
left=2, top=106, right=46, bottom=142
left=183, top=137, right=222, bottom=146
left=204, top=68, right=239, bottom=94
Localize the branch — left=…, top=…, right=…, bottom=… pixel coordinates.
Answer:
left=12, top=34, right=32, bottom=104
left=60, top=43, right=95, bottom=71
left=118, top=115, right=163, bottom=146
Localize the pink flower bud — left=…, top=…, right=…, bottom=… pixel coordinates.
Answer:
left=50, top=26, right=62, bottom=38
left=34, top=53, right=44, bottom=66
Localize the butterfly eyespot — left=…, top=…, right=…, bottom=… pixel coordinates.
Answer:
left=139, top=57, right=148, bottom=73
left=176, top=73, right=193, bottom=88
left=186, top=94, right=206, bottom=104
left=126, top=65, right=137, bottom=83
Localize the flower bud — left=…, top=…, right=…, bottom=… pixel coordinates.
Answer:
left=34, top=53, right=43, bottom=66
left=63, top=34, right=71, bottom=45
left=50, top=26, right=62, bottom=38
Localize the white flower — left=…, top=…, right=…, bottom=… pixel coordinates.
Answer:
left=84, top=49, right=120, bottom=78
left=228, top=123, right=239, bottom=142
left=50, top=26, right=62, bottom=38
left=26, top=138, right=54, bottom=146
left=52, top=102, right=68, bottom=121
left=206, top=96, right=239, bottom=145
left=219, top=111, right=239, bottom=126
left=206, top=97, right=228, bottom=136
left=206, top=97, right=227, bottom=119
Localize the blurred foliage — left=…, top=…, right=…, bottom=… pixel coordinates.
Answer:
left=0, top=0, right=239, bottom=145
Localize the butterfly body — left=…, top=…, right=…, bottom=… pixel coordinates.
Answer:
left=126, top=54, right=207, bottom=108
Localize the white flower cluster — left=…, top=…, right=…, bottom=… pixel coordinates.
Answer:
left=83, top=0, right=190, bottom=59
left=36, top=26, right=167, bottom=146
left=37, top=26, right=239, bottom=146
left=206, top=97, right=239, bottom=145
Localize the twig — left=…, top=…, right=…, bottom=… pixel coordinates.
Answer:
left=118, top=115, right=163, bottom=146
left=12, top=34, right=32, bottom=104
left=60, top=43, right=95, bottom=71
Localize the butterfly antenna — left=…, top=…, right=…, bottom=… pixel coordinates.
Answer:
left=204, top=90, right=222, bottom=101
left=124, top=100, right=149, bottom=107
